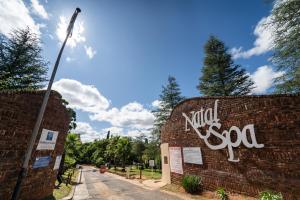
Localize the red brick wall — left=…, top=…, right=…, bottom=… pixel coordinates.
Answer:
left=0, top=90, right=70, bottom=200
left=161, top=94, right=300, bottom=200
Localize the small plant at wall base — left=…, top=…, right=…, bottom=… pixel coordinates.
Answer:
left=181, top=175, right=202, bottom=194
left=216, top=187, right=228, bottom=200
left=259, top=191, right=283, bottom=200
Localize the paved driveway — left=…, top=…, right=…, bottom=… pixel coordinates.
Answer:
left=72, top=166, right=181, bottom=200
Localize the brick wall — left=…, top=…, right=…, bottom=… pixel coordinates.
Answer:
left=0, top=90, right=70, bottom=200
left=161, top=94, right=300, bottom=200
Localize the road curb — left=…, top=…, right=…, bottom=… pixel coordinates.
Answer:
left=62, top=169, right=82, bottom=200
left=160, top=189, right=189, bottom=200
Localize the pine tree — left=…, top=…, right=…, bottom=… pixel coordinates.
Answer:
left=0, top=28, right=48, bottom=90
left=197, top=36, right=254, bottom=96
left=152, top=76, right=185, bottom=140
left=270, top=0, right=300, bottom=93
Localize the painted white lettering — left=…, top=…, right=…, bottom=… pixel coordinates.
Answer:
left=205, top=122, right=227, bottom=149
left=182, top=100, right=264, bottom=162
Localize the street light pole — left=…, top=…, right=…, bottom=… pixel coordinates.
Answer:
left=11, top=8, right=81, bottom=200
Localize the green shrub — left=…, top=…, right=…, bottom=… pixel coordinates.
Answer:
left=94, top=157, right=105, bottom=168
left=64, top=154, right=76, bottom=170
left=181, top=175, right=202, bottom=194
left=216, top=187, right=228, bottom=200
left=259, top=191, right=283, bottom=200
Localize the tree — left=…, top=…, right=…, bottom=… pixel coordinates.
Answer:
left=0, top=28, right=48, bottom=90
left=115, top=137, right=132, bottom=169
left=106, top=136, right=120, bottom=167
left=91, top=139, right=109, bottom=167
left=64, top=133, right=81, bottom=170
left=78, top=142, right=96, bottom=164
left=142, top=141, right=161, bottom=169
left=131, top=138, right=146, bottom=163
left=62, top=99, right=77, bottom=131
left=106, top=131, right=110, bottom=139
left=153, top=76, right=184, bottom=141
left=269, top=0, right=300, bottom=93
left=197, top=36, right=254, bottom=96
left=65, top=133, right=81, bottom=159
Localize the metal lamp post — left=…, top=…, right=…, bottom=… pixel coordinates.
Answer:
left=11, top=8, right=81, bottom=200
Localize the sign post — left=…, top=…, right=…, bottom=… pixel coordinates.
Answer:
left=149, top=160, right=155, bottom=179
left=126, top=167, right=130, bottom=179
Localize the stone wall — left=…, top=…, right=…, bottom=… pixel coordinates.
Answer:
left=161, top=94, right=300, bottom=200
left=0, top=90, right=70, bottom=200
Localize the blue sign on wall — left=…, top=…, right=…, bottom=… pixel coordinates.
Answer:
left=32, top=156, right=51, bottom=169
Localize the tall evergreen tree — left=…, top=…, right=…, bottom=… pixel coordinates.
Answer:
left=152, top=76, right=184, bottom=140
left=0, top=28, right=48, bottom=90
left=197, top=36, right=254, bottom=96
left=269, top=0, right=300, bottom=93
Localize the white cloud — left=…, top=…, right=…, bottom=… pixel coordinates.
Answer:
left=74, top=123, right=151, bottom=142
left=151, top=99, right=162, bottom=108
left=52, top=79, right=110, bottom=113
left=102, top=127, right=124, bottom=135
left=56, top=16, right=86, bottom=48
left=84, top=45, right=96, bottom=59
left=90, top=102, right=155, bottom=130
left=250, top=65, right=284, bottom=94
left=0, top=0, right=41, bottom=37
left=74, top=122, right=103, bottom=142
left=126, top=129, right=151, bottom=138
left=231, top=16, right=274, bottom=59
left=31, top=0, right=49, bottom=19
left=53, top=78, right=155, bottom=135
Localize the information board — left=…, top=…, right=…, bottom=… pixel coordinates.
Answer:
left=149, top=160, right=155, bottom=167
left=53, top=155, right=62, bottom=170
left=169, top=147, right=183, bottom=174
left=37, top=129, right=58, bottom=150
left=183, top=147, right=203, bottom=165
left=33, top=156, right=51, bottom=169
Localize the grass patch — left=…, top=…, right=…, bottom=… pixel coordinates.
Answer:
left=44, top=169, right=79, bottom=200
left=108, top=166, right=161, bottom=180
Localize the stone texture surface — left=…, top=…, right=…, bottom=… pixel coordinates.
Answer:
left=0, top=90, right=70, bottom=200
left=161, top=94, right=300, bottom=200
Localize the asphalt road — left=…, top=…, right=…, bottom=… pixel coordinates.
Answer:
left=73, top=166, right=181, bottom=200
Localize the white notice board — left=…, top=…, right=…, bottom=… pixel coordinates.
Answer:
left=149, top=160, right=155, bottom=167
left=37, top=129, right=58, bottom=150
left=183, top=147, right=203, bottom=165
left=169, top=147, right=183, bottom=174
left=53, top=155, right=62, bottom=170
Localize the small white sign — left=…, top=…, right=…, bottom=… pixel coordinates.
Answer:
left=53, top=155, right=62, bottom=170
left=183, top=147, right=203, bottom=165
left=149, top=160, right=155, bottom=167
left=169, top=147, right=183, bottom=174
left=37, top=129, right=58, bottom=150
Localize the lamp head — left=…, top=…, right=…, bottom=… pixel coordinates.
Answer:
left=76, top=7, right=81, bottom=13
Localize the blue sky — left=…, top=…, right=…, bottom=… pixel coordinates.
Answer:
left=0, top=0, right=283, bottom=141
